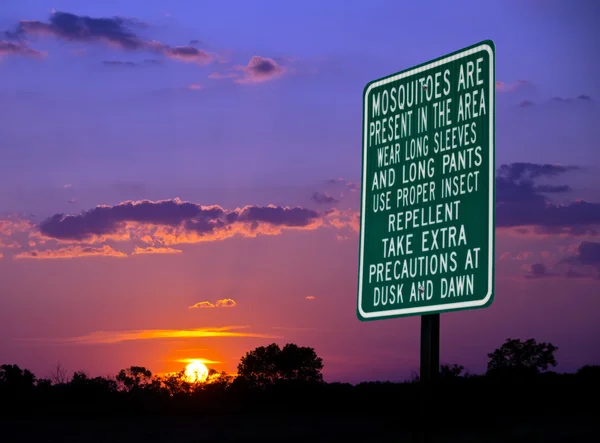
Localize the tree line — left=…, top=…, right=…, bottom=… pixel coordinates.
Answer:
left=1, top=338, right=599, bottom=424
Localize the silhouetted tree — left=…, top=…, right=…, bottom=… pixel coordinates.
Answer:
left=90, top=375, right=118, bottom=393
left=50, top=362, right=69, bottom=385
left=204, top=370, right=233, bottom=392
left=68, top=370, right=117, bottom=393
left=36, top=378, right=52, bottom=390
left=440, top=363, right=466, bottom=380
left=0, top=364, right=36, bottom=392
left=237, top=343, right=323, bottom=389
left=71, top=371, right=89, bottom=385
left=160, top=370, right=192, bottom=396
left=487, top=338, right=558, bottom=376
left=116, top=366, right=160, bottom=392
left=576, top=364, right=600, bottom=384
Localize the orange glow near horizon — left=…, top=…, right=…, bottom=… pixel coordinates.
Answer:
left=22, top=326, right=280, bottom=345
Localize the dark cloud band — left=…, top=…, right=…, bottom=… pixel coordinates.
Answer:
left=0, top=40, right=45, bottom=58
left=38, top=199, right=319, bottom=241
left=311, top=191, right=340, bottom=205
left=496, top=162, right=599, bottom=235
left=4, top=11, right=212, bottom=64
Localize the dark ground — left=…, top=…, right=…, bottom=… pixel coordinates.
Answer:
left=2, top=364, right=599, bottom=442
left=0, top=414, right=596, bottom=443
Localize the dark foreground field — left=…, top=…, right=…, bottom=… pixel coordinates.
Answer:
left=0, top=414, right=596, bottom=443
left=2, top=357, right=599, bottom=443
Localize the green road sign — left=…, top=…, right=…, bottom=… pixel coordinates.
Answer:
left=357, top=40, right=496, bottom=321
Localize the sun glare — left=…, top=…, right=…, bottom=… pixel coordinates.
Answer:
left=184, top=360, right=209, bottom=383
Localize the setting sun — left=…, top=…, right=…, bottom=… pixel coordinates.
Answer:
left=184, top=360, right=209, bottom=383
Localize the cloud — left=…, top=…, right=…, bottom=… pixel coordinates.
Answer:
left=562, top=242, right=600, bottom=267
left=26, top=326, right=277, bottom=345
left=188, top=301, right=215, bottom=309
left=0, top=40, right=46, bottom=59
left=162, top=46, right=212, bottom=64
left=550, top=95, right=593, bottom=104
left=326, top=178, right=359, bottom=192
left=305, top=296, right=315, bottom=301
left=517, top=95, right=593, bottom=108
left=524, top=263, right=557, bottom=279
left=173, top=358, right=221, bottom=365
left=514, top=251, right=533, bottom=261
left=512, top=243, right=600, bottom=281
left=534, top=184, right=571, bottom=193
left=13, top=245, right=127, bottom=260
left=5, top=11, right=213, bottom=65
left=187, top=83, right=202, bottom=90
left=518, top=100, right=534, bottom=108
left=36, top=199, right=321, bottom=247
left=496, top=162, right=600, bottom=236
left=215, top=298, right=237, bottom=308
left=323, top=208, right=360, bottom=233
left=207, top=56, right=287, bottom=83
left=131, top=246, right=182, bottom=255
left=6, top=12, right=146, bottom=49
left=0, top=240, right=22, bottom=249
left=0, top=252, right=3, bottom=259
left=0, top=218, right=35, bottom=249
left=189, top=298, right=237, bottom=309
left=559, top=243, right=600, bottom=280
left=500, top=250, right=556, bottom=262
left=565, top=268, right=592, bottom=279
left=103, top=60, right=139, bottom=67
left=234, top=56, right=286, bottom=84
left=102, top=59, right=162, bottom=67
left=497, top=162, right=579, bottom=184
left=496, top=80, right=533, bottom=92
left=346, top=182, right=359, bottom=192
left=311, top=191, right=339, bottom=205
left=0, top=219, right=34, bottom=236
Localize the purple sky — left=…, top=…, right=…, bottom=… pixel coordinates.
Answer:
left=1, top=0, right=599, bottom=383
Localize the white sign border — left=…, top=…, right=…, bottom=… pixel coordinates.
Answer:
left=358, top=43, right=495, bottom=319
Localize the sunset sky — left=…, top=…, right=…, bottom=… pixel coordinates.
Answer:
left=1, top=0, right=599, bottom=384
